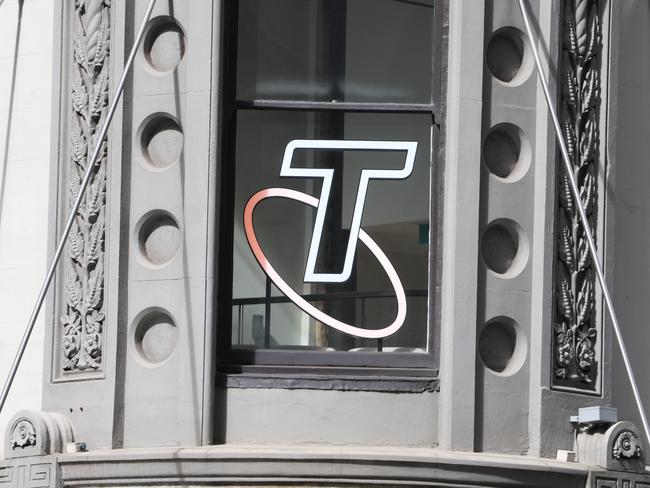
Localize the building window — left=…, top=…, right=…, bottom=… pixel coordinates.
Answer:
left=218, top=0, right=439, bottom=371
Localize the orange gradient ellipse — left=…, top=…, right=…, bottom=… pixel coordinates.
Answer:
left=243, top=188, right=407, bottom=339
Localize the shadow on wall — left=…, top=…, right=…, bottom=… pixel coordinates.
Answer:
left=169, top=0, right=202, bottom=444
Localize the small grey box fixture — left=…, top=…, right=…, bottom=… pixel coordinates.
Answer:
left=570, top=407, right=619, bottom=424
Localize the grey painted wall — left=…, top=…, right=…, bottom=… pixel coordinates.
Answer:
left=218, top=388, right=437, bottom=447
left=611, top=0, right=650, bottom=450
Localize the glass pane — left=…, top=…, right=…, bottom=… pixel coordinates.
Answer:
left=231, top=110, right=430, bottom=353
left=237, top=0, right=434, bottom=103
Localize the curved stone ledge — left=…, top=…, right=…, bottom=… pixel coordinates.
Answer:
left=58, top=445, right=592, bottom=488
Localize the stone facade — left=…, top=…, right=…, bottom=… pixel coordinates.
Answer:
left=1, top=0, right=650, bottom=487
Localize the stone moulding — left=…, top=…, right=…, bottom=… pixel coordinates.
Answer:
left=3, top=410, right=75, bottom=459
left=56, top=446, right=591, bottom=488
left=61, top=0, right=110, bottom=374
left=553, top=0, right=602, bottom=390
left=576, top=421, right=646, bottom=474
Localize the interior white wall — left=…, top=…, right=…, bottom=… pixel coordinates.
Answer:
left=0, top=0, right=52, bottom=453
left=611, top=0, right=650, bottom=448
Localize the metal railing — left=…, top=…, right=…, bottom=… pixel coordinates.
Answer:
left=0, top=0, right=158, bottom=415
left=233, top=280, right=427, bottom=351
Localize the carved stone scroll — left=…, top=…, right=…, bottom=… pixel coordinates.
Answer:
left=553, top=0, right=601, bottom=389
left=613, top=431, right=642, bottom=461
left=62, top=0, right=110, bottom=373
left=576, top=421, right=646, bottom=474
left=4, top=410, right=75, bottom=459
left=9, top=420, right=36, bottom=450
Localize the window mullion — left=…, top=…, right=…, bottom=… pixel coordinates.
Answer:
left=234, top=99, right=435, bottom=114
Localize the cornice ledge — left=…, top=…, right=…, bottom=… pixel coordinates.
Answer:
left=57, top=445, right=593, bottom=488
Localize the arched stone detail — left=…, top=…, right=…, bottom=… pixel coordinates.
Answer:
left=576, top=421, right=646, bottom=474
left=4, top=410, right=75, bottom=459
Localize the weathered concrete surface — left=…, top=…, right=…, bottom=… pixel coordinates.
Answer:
left=56, top=445, right=592, bottom=488
left=0, top=0, right=54, bottom=455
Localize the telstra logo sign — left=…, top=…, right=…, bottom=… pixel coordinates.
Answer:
left=244, top=140, right=417, bottom=339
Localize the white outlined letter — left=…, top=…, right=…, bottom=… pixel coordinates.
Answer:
left=280, top=140, right=418, bottom=283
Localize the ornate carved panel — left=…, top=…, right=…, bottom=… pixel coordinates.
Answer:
left=553, top=0, right=601, bottom=390
left=61, top=0, right=110, bottom=374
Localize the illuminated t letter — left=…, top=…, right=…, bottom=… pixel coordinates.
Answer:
left=280, top=140, right=418, bottom=283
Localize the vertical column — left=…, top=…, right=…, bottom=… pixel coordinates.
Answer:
left=438, top=0, right=484, bottom=452
left=44, top=0, right=220, bottom=449
left=537, top=0, right=614, bottom=458
left=119, top=0, right=217, bottom=448
left=473, top=0, right=614, bottom=457
left=474, top=0, right=542, bottom=454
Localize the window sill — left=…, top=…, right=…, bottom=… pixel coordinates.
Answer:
left=215, top=368, right=439, bottom=393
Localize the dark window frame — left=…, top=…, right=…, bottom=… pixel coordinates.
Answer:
left=216, top=0, right=447, bottom=379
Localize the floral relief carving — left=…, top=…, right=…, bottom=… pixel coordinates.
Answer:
left=554, top=0, right=601, bottom=388
left=62, top=0, right=110, bottom=373
left=613, top=431, right=642, bottom=460
left=9, top=420, right=36, bottom=450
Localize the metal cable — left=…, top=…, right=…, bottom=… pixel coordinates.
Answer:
left=517, top=0, right=650, bottom=443
left=0, top=0, right=158, bottom=415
